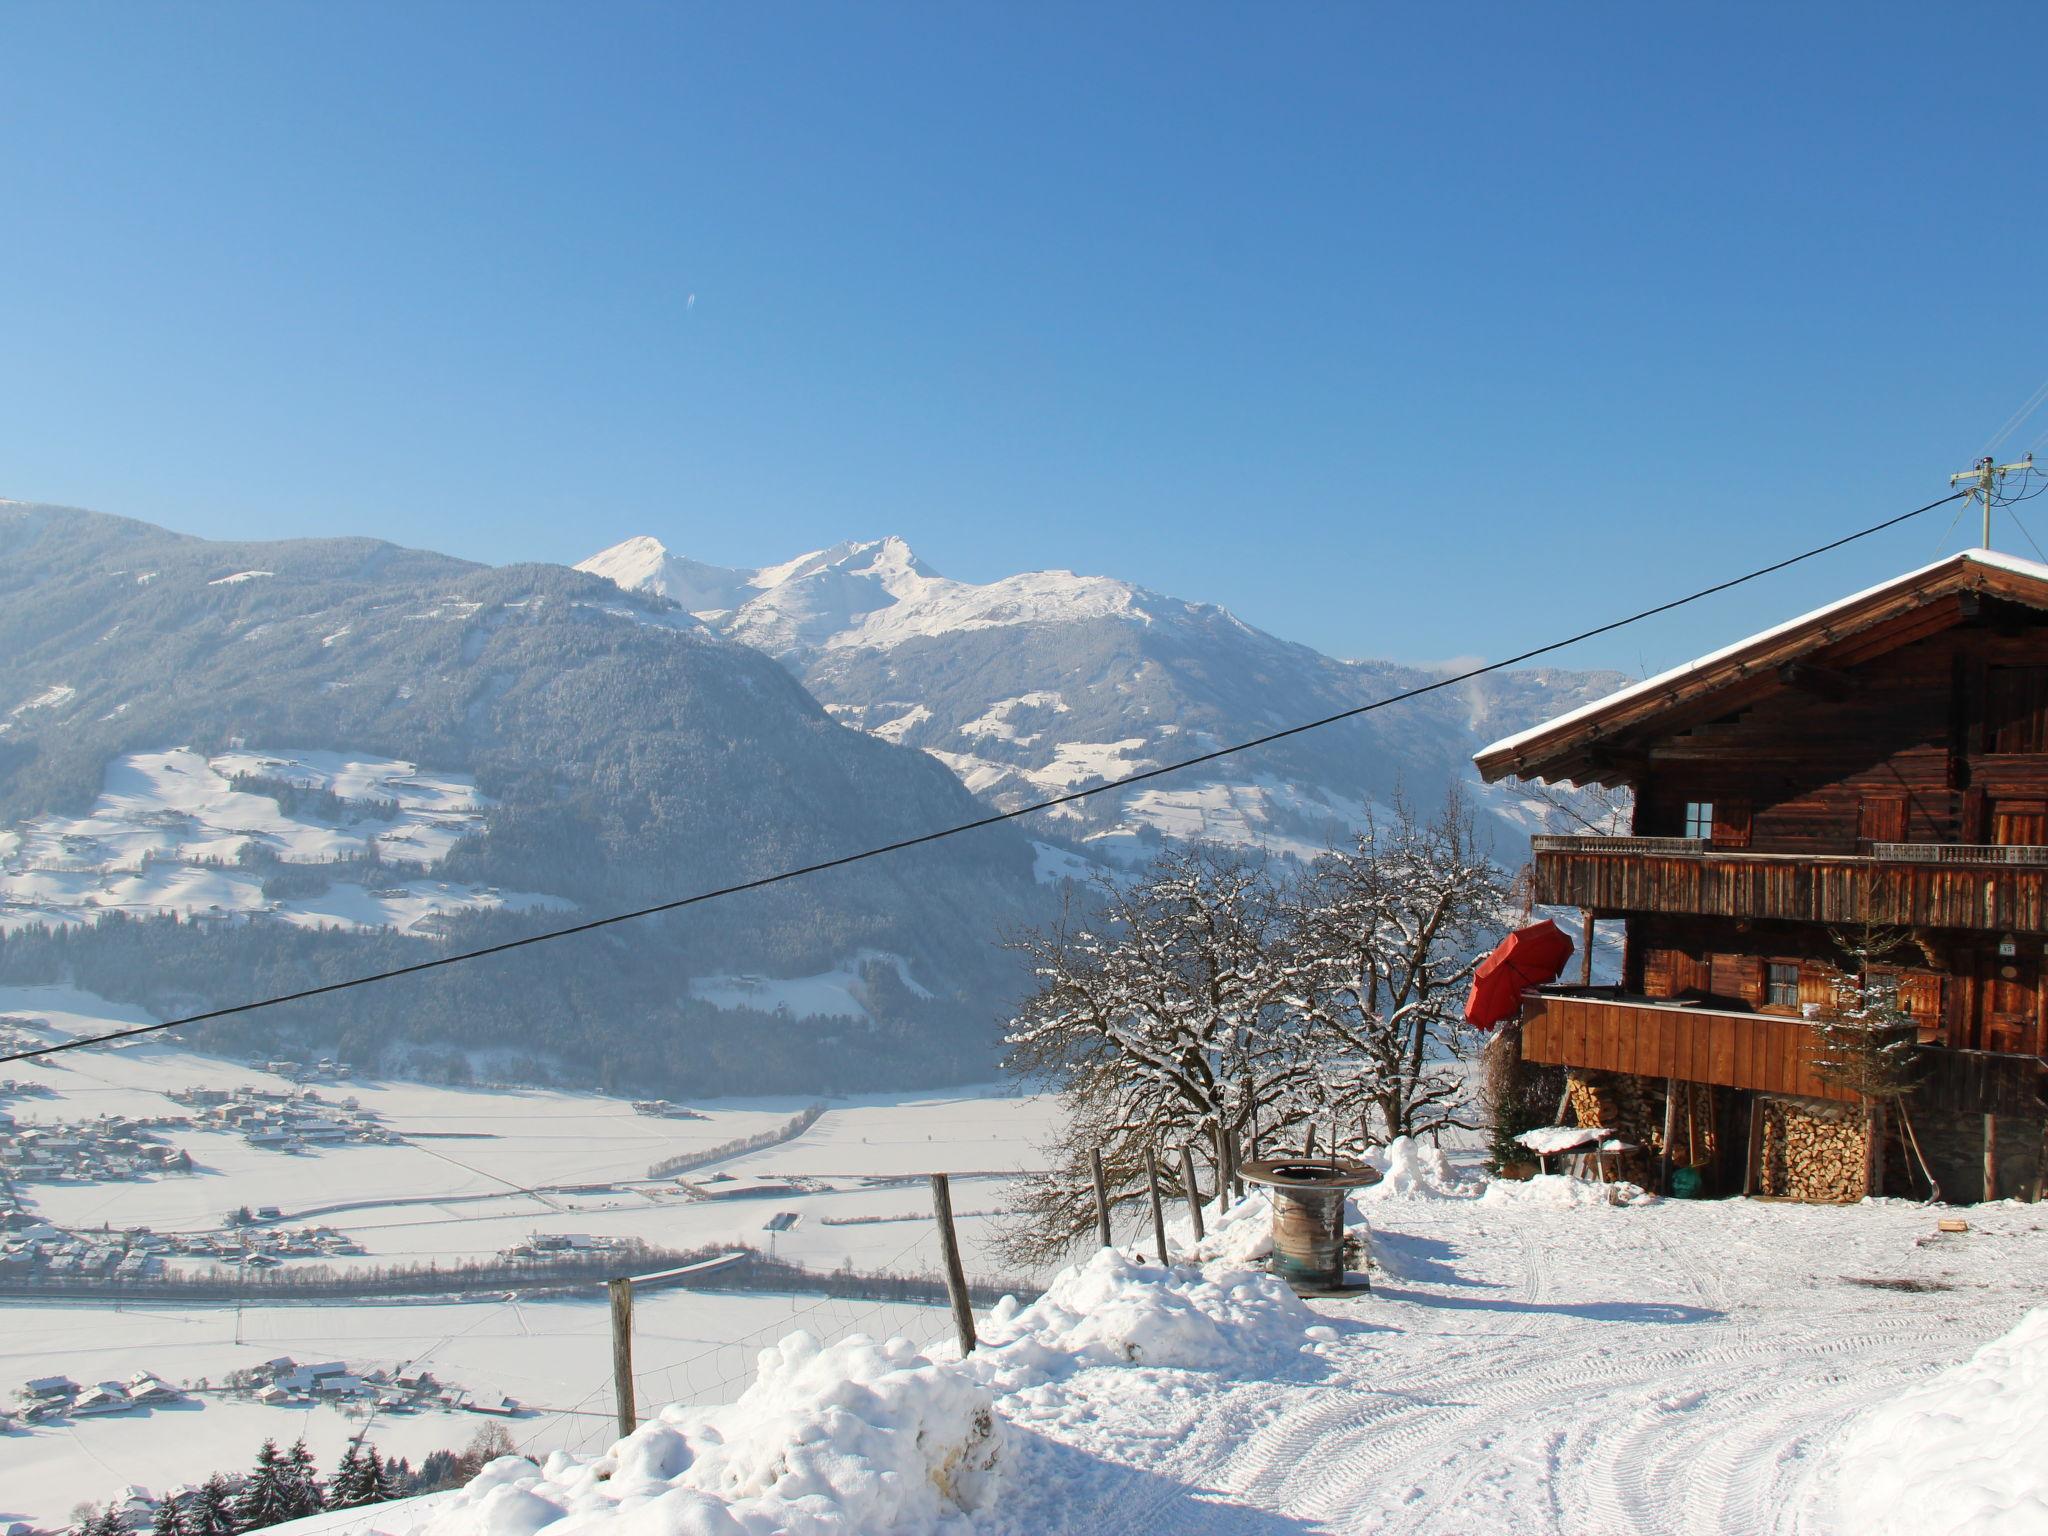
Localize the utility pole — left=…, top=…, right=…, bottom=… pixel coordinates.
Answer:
left=1948, top=454, right=2035, bottom=550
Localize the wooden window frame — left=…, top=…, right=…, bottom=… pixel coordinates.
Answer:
left=1683, top=800, right=1715, bottom=840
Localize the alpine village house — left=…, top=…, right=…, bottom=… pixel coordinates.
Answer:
left=1475, top=549, right=2048, bottom=1204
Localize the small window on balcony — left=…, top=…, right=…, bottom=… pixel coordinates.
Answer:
left=1684, top=801, right=1714, bottom=840
left=1766, top=963, right=1800, bottom=1010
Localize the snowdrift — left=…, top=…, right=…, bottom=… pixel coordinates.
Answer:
left=1834, top=1305, right=2048, bottom=1536
left=412, top=1250, right=1318, bottom=1536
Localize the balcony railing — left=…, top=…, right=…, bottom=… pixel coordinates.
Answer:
left=1868, top=842, right=2048, bottom=867
left=1531, top=836, right=2048, bottom=930
left=1518, top=989, right=2047, bottom=1115
left=1530, top=835, right=1704, bottom=857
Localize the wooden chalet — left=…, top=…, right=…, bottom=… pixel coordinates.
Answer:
left=1475, top=549, right=2048, bottom=1202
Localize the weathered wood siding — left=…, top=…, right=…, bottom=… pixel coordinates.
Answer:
left=1520, top=993, right=1855, bottom=1102
left=1632, top=626, right=2048, bottom=853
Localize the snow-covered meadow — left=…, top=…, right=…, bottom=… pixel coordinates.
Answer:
left=0, top=748, right=569, bottom=936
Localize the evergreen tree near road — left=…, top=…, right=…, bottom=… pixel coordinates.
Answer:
left=149, top=1498, right=183, bottom=1536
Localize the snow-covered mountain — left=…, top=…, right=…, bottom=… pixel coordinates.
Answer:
left=0, top=504, right=1052, bottom=1095
left=578, top=536, right=1627, bottom=865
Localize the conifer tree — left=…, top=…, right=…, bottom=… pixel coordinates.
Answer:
left=328, top=1442, right=366, bottom=1508
left=281, top=1438, right=324, bottom=1518
left=376, top=1454, right=411, bottom=1499
left=235, top=1439, right=291, bottom=1530
left=190, top=1476, right=237, bottom=1536
left=150, top=1497, right=183, bottom=1536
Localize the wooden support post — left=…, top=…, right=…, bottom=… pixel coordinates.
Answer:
left=1580, top=910, right=1595, bottom=986
left=1984, top=1114, right=1999, bottom=1203
left=1179, top=1147, right=1205, bottom=1241
left=608, top=1276, right=636, bottom=1439
left=1660, top=1078, right=1680, bottom=1195
left=1144, top=1148, right=1169, bottom=1266
left=929, top=1174, right=977, bottom=1356
left=1089, top=1147, right=1113, bottom=1249
left=1868, top=1105, right=1887, bottom=1199
left=1743, top=1094, right=1763, bottom=1198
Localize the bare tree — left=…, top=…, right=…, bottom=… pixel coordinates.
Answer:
left=997, top=847, right=1323, bottom=1266
left=1297, top=793, right=1510, bottom=1145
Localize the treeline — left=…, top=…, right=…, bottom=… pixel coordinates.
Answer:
left=225, top=772, right=400, bottom=826
left=71, top=1424, right=523, bottom=1536
left=7, top=1245, right=1039, bottom=1308
left=648, top=1103, right=827, bottom=1178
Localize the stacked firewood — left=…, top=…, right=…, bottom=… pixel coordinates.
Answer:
left=1758, top=1095, right=1869, bottom=1202
left=1564, top=1071, right=1662, bottom=1185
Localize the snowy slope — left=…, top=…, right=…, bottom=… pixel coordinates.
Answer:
left=580, top=536, right=1628, bottom=863
left=0, top=747, right=569, bottom=935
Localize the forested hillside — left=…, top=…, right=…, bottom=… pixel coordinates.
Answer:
left=0, top=503, right=1049, bottom=1093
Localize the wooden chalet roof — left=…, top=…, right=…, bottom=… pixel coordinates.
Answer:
left=1474, top=549, right=2048, bottom=787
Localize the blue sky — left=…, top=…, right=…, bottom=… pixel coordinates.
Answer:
left=4, top=3, right=2045, bottom=676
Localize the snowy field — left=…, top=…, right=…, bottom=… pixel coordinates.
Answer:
left=0, top=748, right=569, bottom=935
left=0, top=987, right=1061, bottom=1526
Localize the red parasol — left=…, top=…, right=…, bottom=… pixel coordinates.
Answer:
left=1463, top=918, right=1576, bottom=1029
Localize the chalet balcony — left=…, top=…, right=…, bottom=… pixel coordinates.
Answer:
left=1520, top=988, right=2048, bottom=1115
left=1530, top=834, right=2048, bottom=933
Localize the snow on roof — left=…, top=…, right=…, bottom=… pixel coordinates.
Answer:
left=1477, top=548, right=2048, bottom=764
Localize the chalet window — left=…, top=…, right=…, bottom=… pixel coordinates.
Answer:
left=1766, top=963, right=1800, bottom=1010
left=1684, top=801, right=1714, bottom=840
left=1986, top=666, right=2048, bottom=753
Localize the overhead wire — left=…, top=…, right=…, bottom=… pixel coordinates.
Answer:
left=1983, top=375, right=2048, bottom=455
left=0, top=489, right=1968, bottom=1070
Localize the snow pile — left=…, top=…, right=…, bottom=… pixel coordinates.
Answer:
left=1360, top=1135, right=1484, bottom=1201
left=1481, top=1172, right=1653, bottom=1208
left=414, top=1250, right=1325, bottom=1536
left=417, top=1331, right=999, bottom=1536
left=973, top=1248, right=1318, bottom=1379
left=1176, top=1189, right=1284, bottom=1267
left=1833, top=1305, right=2048, bottom=1535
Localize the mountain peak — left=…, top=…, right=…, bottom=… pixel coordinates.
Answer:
left=577, top=535, right=673, bottom=590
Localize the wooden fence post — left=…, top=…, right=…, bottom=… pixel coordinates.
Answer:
left=929, top=1173, right=977, bottom=1356
left=1089, top=1147, right=1113, bottom=1249
left=1144, top=1148, right=1169, bottom=1266
left=608, top=1276, right=636, bottom=1439
left=1984, top=1114, right=1999, bottom=1203
left=1660, top=1078, right=1679, bottom=1195
left=1228, top=1129, right=1243, bottom=1201
left=1742, top=1095, right=1763, bottom=1197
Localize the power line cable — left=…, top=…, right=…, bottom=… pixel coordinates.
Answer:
left=1984, top=376, right=2048, bottom=455
left=0, top=490, right=1967, bottom=1069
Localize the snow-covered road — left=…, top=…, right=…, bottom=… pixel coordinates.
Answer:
left=981, top=1194, right=2048, bottom=1536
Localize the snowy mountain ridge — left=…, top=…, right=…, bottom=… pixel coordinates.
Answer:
left=578, top=535, right=1158, bottom=656
left=579, top=534, right=1627, bottom=864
